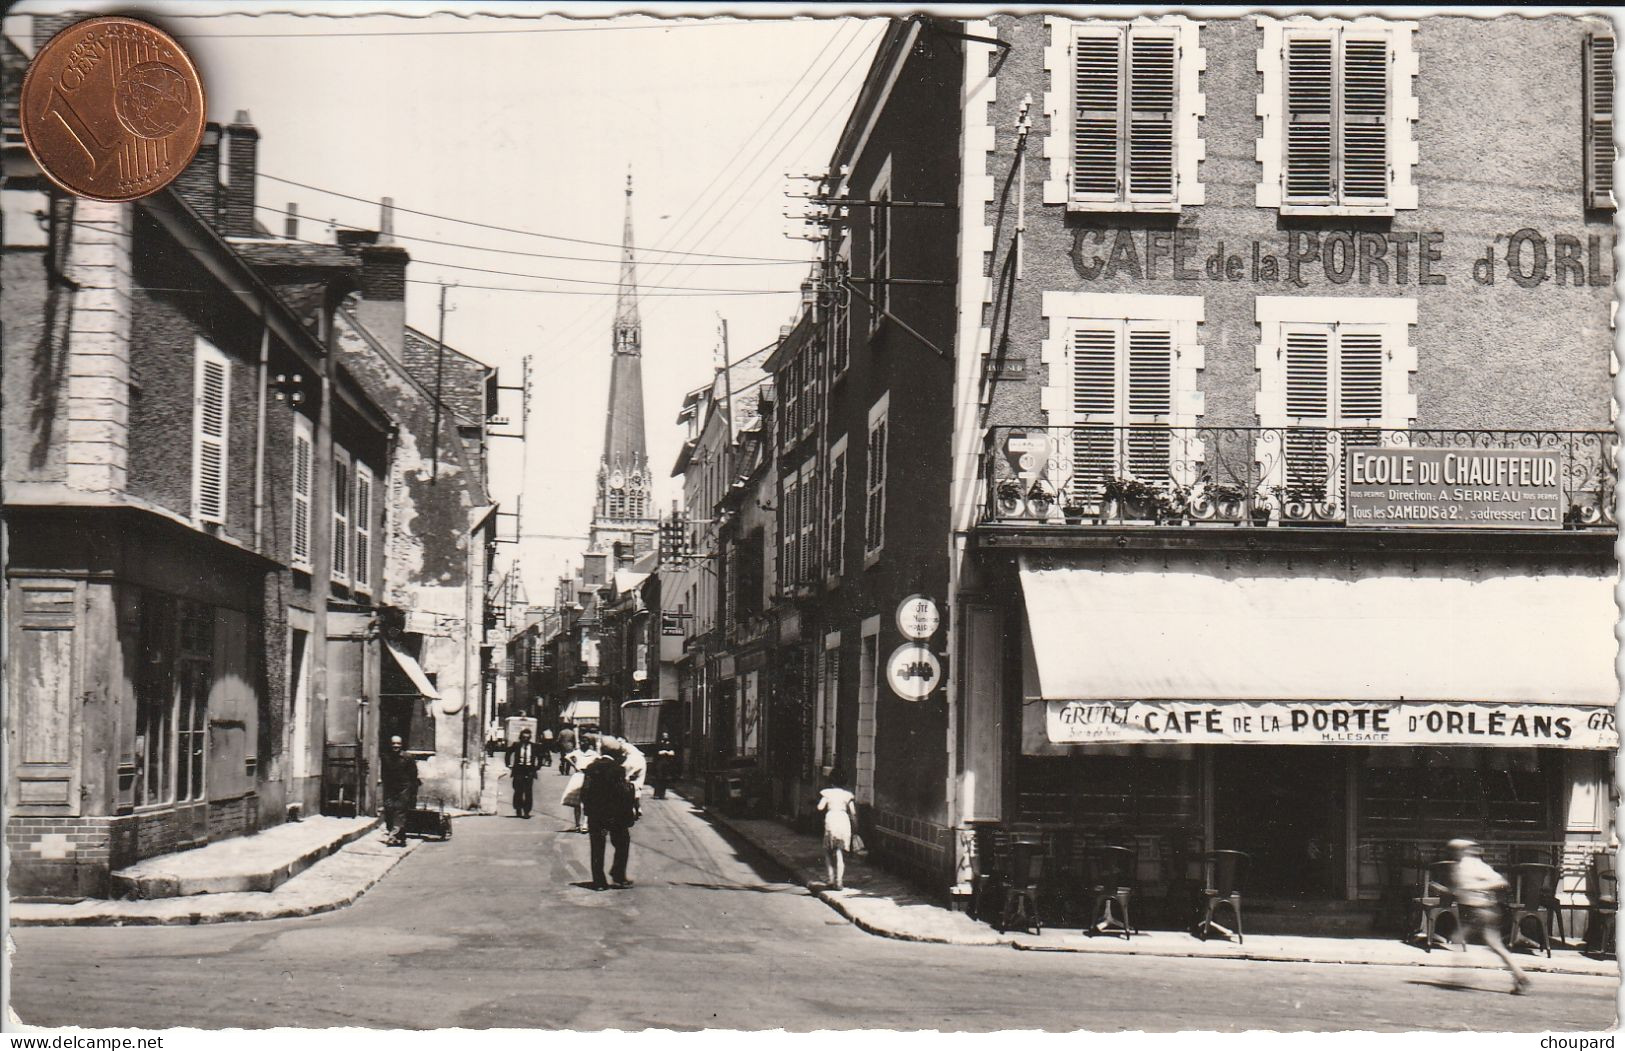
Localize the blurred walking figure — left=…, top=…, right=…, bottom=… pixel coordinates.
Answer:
left=539, top=727, right=554, bottom=767
left=504, top=728, right=543, bottom=818
left=651, top=733, right=678, bottom=799
left=379, top=736, right=420, bottom=847
left=817, top=768, right=858, bottom=891
left=559, top=737, right=599, bottom=833
left=556, top=728, right=578, bottom=774
left=1448, top=838, right=1533, bottom=995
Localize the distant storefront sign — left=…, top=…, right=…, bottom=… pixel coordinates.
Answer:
left=1046, top=699, right=1616, bottom=750
left=1346, top=448, right=1563, bottom=529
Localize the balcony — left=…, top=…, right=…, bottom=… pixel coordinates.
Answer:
left=980, top=425, right=1617, bottom=531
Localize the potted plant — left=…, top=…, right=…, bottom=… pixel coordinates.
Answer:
left=1062, top=498, right=1091, bottom=524
left=1104, top=474, right=1174, bottom=523
left=1026, top=478, right=1057, bottom=519
left=995, top=478, right=1024, bottom=516
left=1189, top=480, right=1247, bottom=523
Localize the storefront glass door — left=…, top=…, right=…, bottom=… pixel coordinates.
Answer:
left=1214, top=746, right=1344, bottom=898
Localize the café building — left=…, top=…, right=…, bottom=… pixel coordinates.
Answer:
left=945, top=12, right=1619, bottom=927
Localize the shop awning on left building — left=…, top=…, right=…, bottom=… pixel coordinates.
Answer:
left=1018, top=553, right=1618, bottom=751
left=385, top=641, right=441, bottom=699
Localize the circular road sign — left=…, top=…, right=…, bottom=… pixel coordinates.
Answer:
left=887, top=643, right=941, bottom=701
left=896, top=594, right=941, bottom=641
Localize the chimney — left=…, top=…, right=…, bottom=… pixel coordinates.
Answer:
left=283, top=202, right=298, bottom=241
left=222, top=110, right=258, bottom=237
left=355, top=197, right=410, bottom=356
left=172, top=123, right=222, bottom=224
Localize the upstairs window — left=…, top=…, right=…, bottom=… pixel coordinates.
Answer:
left=353, top=464, right=374, bottom=594
left=1586, top=30, right=1615, bottom=210
left=864, top=394, right=889, bottom=564
left=798, top=459, right=817, bottom=583
left=291, top=415, right=313, bottom=571
left=1257, top=18, right=1417, bottom=215
left=1070, top=321, right=1178, bottom=496
left=870, top=188, right=891, bottom=331
left=781, top=473, right=800, bottom=591
left=826, top=436, right=848, bottom=582
left=1044, top=17, right=1204, bottom=212
left=192, top=338, right=231, bottom=525
left=830, top=254, right=851, bottom=378
left=331, top=449, right=351, bottom=585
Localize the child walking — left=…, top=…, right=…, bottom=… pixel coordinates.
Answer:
left=817, top=769, right=859, bottom=891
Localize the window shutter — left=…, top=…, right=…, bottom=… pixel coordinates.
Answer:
left=1587, top=32, right=1616, bottom=210
left=1340, top=37, right=1390, bottom=201
left=1072, top=31, right=1123, bottom=197
left=331, top=455, right=350, bottom=582
left=827, top=449, right=846, bottom=576
left=1071, top=325, right=1120, bottom=498
left=291, top=419, right=312, bottom=570
left=865, top=418, right=887, bottom=555
left=1125, top=327, right=1173, bottom=481
left=1284, top=34, right=1337, bottom=203
left=1127, top=32, right=1177, bottom=199
left=1337, top=329, right=1384, bottom=422
left=1283, top=326, right=1333, bottom=493
left=800, top=464, right=816, bottom=582
left=782, top=479, right=799, bottom=589
left=353, top=466, right=373, bottom=592
left=193, top=345, right=230, bottom=525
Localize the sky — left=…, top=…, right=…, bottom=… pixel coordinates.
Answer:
left=6, top=2, right=887, bottom=604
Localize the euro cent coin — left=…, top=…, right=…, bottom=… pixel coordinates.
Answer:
left=20, top=17, right=206, bottom=202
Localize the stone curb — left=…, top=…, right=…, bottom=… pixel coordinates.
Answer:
left=111, top=818, right=383, bottom=899
left=12, top=835, right=422, bottom=927
left=696, top=801, right=1618, bottom=978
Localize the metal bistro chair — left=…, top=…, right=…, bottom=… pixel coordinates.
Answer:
left=1083, top=844, right=1139, bottom=939
left=1586, top=853, right=1617, bottom=957
left=1414, top=859, right=1461, bottom=953
left=997, top=833, right=1047, bottom=936
left=1197, top=850, right=1250, bottom=944
left=1506, top=863, right=1557, bottom=957
left=972, top=827, right=1011, bottom=924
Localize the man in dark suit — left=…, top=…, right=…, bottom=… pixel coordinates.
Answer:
left=379, top=735, right=420, bottom=846
left=581, top=751, right=636, bottom=889
left=504, top=728, right=543, bottom=818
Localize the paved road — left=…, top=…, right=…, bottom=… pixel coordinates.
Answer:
left=9, top=784, right=1617, bottom=1032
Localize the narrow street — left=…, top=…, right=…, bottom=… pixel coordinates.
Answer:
left=9, top=786, right=1616, bottom=1033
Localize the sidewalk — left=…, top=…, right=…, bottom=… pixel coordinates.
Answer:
left=10, top=814, right=457, bottom=927
left=693, top=796, right=1620, bottom=979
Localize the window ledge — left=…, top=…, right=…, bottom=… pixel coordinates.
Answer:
left=1278, top=204, right=1396, bottom=218
left=1063, top=199, right=1182, bottom=215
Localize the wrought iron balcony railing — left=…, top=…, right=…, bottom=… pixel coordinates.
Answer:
left=980, top=425, right=1617, bottom=530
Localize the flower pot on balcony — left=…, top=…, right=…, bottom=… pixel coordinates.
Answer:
left=1121, top=495, right=1160, bottom=522
left=1250, top=507, right=1273, bottom=526
left=1063, top=505, right=1089, bottom=525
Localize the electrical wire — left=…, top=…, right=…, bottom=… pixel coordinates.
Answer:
left=401, top=278, right=780, bottom=298
left=252, top=204, right=807, bottom=267
left=258, top=172, right=804, bottom=262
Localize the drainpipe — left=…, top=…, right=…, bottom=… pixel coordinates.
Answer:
left=252, top=317, right=269, bottom=553
left=308, top=304, right=335, bottom=814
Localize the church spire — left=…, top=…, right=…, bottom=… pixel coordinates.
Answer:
left=592, top=167, right=654, bottom=555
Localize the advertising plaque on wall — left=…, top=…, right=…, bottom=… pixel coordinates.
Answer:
left=1045, top=699, right=1617, bottom=750
left=1345, top=448, right=1563, bottom=529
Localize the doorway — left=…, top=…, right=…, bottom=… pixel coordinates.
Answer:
left=1213, top=746, right=1345, bottom=898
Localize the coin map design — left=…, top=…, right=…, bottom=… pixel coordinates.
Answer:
left=20, top=17, right=206, bottom=202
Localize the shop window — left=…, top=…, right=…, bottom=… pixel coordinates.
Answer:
left=176, top=601, right=212, bottom=803
left=1586, top=30, right=1616, bottom=210
left=135, top=591, right=176, bottom=808
left=1360, top=747, right=1555, bottom=838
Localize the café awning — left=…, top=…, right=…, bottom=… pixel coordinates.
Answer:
left=561, top=700, right=601, bottom=725
left=385, top=641, right=441, bottom=700
left=1019, top=554, right=1617, bottom=708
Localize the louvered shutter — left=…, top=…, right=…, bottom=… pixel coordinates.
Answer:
left=353, top=466, right=373, bottom=593
left=1125, top=326, right=1174, bottom=481
left=1283, top=326, right=1333, bottom=495
left=1340, top=36, right=1389, bottom=201
left=782, top=478, right=798, bottom=588
left=1284, top=33, right=1337, bottom=204
left=1072, top=30, right=1123, bottom=198
left=865, top=418, right=887, bottom=554
left=331, top=455, right=350, bottom=582
left=827, top=449, right=846, bottom=576
left=1127, top=32, right=1177, bottom=199
left=800, top=463, right=816, bottom=582
left=291, top=419, right=313, bottom=570
left=1070, top=325, right=1119, bottom=500
left=1587, top=32, right=1616, bottom=210
left=193, top=343, right=230, bottom=525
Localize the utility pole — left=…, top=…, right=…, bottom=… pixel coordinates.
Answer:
left=430, top=281, right=453, bottom=482
left=718, top=316, right=734, bottom=480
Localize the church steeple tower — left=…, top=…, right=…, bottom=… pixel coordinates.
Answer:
left=591, top=170, right=656, bottom=559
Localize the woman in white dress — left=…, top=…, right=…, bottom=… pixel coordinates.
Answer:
left=817, top=768, right=859, bottom=890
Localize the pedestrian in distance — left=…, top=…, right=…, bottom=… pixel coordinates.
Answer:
left=651, top=733, right=678, bottom=799
left=379, top=735, right=420, bottom=847
left=504, top=728, right=543, bottom=818
left=581, top=749, right=638, bottom=890
left=817, top=768, right=859, bottom=891
left=1446, top=838, right=1533, bottom=995
left=557, top=727, right=578, bottom=775
left=539, top=726, right=554, bottom=767
left=559, top=737, right=599, bottom=832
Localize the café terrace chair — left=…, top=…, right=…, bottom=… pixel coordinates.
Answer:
left=1084, top=844, right=1139, bottom=939
left=997, top=833, right=1047, bottom=936
left=1414, top=859, right=1461, bottom=952
left=1196, top=850, right=1250, bottom=944
left=1507, top=863, right=1557, bottom=957
left=1586, top=854, right=1617, bottom=957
